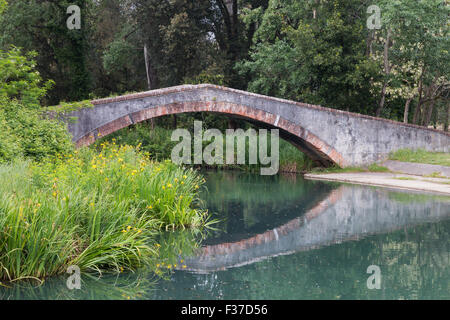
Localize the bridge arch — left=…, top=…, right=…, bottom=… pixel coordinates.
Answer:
left=74, top=100, right=344, bottom=167
left=67, top=84, right=450, bottom=168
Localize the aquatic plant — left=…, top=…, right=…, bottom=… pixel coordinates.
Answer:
left=0, top=142, right=208, bottom=282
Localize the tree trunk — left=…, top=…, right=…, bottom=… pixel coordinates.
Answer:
left=228, top=118, right=237, bottom=130
left=412, top=73, right=424, bottom=125
left=412, top=104, right=420, bottom=125
left=424, top=100, right=436, bottom=127
left=172, top=114, right=177, bottom=129
left=420, top=85, right=433, bottom=126
left=313, top=0, right=320, bottom=19
left=144, top=44, right=152, bottom=90
left=366, top=30, right=375, bottom=57
left=375, top=29, right=391, bottom=117
left=144, top=43, right=156, bottom=129
left=432, top=103, right=438, bottom=129
left=377, top=83, right=388, bottom=117
left=403, top=98, right=412, bottom=123
left=444, top=106, right=449, bottom=132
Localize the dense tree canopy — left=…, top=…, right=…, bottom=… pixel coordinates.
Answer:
left=0, top=0, right=448, bottom=129
left=237, top=0, right=381, bottom=114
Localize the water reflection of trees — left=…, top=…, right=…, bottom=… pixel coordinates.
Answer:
left=0, top=272, right=155, bottom=300
left=201, top=171, right=338, bottom=243
left=153, top=220, right=449, bottom=300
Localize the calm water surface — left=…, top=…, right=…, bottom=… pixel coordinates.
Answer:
left=1, top=171, right=449, bottom=300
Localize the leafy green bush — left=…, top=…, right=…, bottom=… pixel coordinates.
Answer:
left=0, top=47, right=54, bottom=109
left=0, top=96, right=73, bottom=162
left=0, top=47, right=74, bottom=163
left=0, top=0, right=6, bottom=15
left=0, top=107, right=21, bottom=162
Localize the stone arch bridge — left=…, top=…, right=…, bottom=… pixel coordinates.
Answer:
left=66, top=84, right=449, bottom=167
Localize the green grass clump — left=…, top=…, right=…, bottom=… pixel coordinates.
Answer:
left=0, top=142, right=208, bottom=282
left=309, top=166, right=366, bottom=174
left=279, top=140, right=314, bottom=172
left=389, top=149, right=450, bottom=167
left=423, top=171, right=446, bottom=178
left=393, top=176, right=416, bottom=181
left=367, top=163, right=390, bottom=172
left=309, top=163, right=390, bottom=174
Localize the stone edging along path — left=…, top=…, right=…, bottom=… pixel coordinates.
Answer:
left=304, top=172, right=450, bottom=195
left=382, top=160, right=450, bottom=178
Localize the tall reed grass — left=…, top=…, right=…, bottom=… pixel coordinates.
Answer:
left=96, top=124, right=315, bottom=172
left=0, top=141, right=208, bottom=282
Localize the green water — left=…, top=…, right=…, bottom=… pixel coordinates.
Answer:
left=1, top=171, right=449, bottom=300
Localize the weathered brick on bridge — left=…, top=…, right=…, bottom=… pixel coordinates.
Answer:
left=75, top=132, right=95, bottom=148
left=97, top=115, right=133, bottom=139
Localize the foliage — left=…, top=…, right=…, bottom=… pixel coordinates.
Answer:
left=0, top=109, right=21, bottom=162
left=0, top=143, right=208, bottom=281
left=0, top=47, right=54, bottom=109
left=0, top=47, right=74, bottom=163
left=367, top=163, right=390, bottom=172
left=100, top=0, right=227, bottom=91
left=0, top=0, right=447, bottom=131
left=95, top=122, right=313, bottom=172
left=44, top=100, right=94, bottom=116
left=309, top=163, right=389, bottom=174
left=0, top=0, right=92, bottom=104
left=0, top=96, right=74, bottom=163
left=0, top=0, right=6, bottom=15
left=237, top=0, right=380, bottom=113
left=97, top=125, right=179, bottom=162
left=372, top=0, right=449, bottom=123
left=309, top=166, right=367, bottom=174
left=183, top=67, right=226, bottom=86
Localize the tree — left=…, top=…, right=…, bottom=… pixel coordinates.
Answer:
left=100, top=1, right=212, bottom=89
left=0, top=0, right=6, bottom=15
left=237, top=0, right=380, bottom=113
left=0, top=47, right=54, bottom=108
left=0, top=0, right=93, bottom=104
left=372, top=0, right=449, bottom=125
left=0, top=47, right=73, bottom=162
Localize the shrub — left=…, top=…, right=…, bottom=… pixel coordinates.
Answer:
left=0, top=47, right=54, bottom=109
left=0, top=110, right=21, bottom=162
left=0, top=96, right=74, bottom=162
left=0, top=47, right=73, bottom=163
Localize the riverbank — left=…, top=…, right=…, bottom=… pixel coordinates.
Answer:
left=304, top=172, right=450, bottom=195
left=0, top=142, right=208, bottom=282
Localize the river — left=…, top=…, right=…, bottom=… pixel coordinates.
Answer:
left=1, top=170, right=449, bottom=300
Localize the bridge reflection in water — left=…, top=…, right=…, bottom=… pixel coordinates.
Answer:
left=179, top=182, right=450, bottom=273
left=1, top=172, right=448, bottom=300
